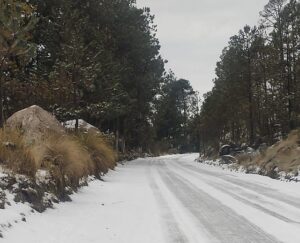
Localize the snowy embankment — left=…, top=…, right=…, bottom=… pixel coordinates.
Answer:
left=0, top=105, right=116, bottom=235
left=0, top=162, right=164, bottom=242
left=198, top=157, right=300, bottom=182
left=1, top=154, right=300, bottom=243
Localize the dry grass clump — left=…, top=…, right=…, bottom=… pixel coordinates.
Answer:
left=0, top=127, right=116, bottom=194
left=31, top=134, right=95, bottom=189
left=75, top=131, right=116, bottom=176
left=254, top=129, right=300, bottom=173
left=0, top=128, right=36, bottom=177
left=236, top=152, right=258, bottom=167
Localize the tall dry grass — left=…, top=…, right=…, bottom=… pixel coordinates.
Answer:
left=30, top=134, right=95, bottom=190
left=0, top=128, right=36, bottom=177
left=0, top=127, right=116, bottom=194
left=254, top=130, right=300, bottom=173
left=75, top=131, right=116, bottom=177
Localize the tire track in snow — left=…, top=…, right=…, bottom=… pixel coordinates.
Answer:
left=147, top=161, right=188, bottom=243
left=148, top=159, right=216, bottom=243
left=179, top=162, right=300, bottom=210
left=156, top=163, right=281, bottom=243
left=171, top=162, right=300, bottom=224
left=206, top=182, right=300, bottom=224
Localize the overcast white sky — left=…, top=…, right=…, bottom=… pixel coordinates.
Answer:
left=136, top=0, right=269, bottom=96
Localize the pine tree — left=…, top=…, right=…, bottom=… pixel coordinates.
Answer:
left=0, top=0, right=37, bottom=125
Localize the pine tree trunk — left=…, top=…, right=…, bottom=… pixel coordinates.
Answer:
left=286, top=29, right=293, bottom=130
left=115, top=118, right=119, bottom=153
left=0, top=76, right=4, bottom=127
left=75, top=118, right=79, bottom=132
left=121, top=137, right=126, bottom=153
left=72, top=68, right=79, bottom=133
left=247, top=54, right=254, bottom=146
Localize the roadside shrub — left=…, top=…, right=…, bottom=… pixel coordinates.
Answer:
left=75, top=131, right=116, bottom=177
left=236, top=153, right=254, bottom=166
left=255, top=129, right=300, bottom=173
left=31, top=134, right=95, bottom=190
left=0, top=127, right=116, bottom=196
left=0, top=128, right=36, bottom=177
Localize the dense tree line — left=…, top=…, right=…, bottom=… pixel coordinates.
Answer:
left=0, top=0, right=199, bottom=153
left=154, top=72, right=200, bottom=153
left=198, top=0, right=300, bottom=154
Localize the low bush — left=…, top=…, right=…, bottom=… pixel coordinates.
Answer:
left=31, top=134, right=95, bottom=191
left=0, top=127, right=116, bottom=196
left=0, top=128, right=36, bottom=177
left=75, top=131, right=116, bottom=177
left=254, top=129, right=300, bottom=174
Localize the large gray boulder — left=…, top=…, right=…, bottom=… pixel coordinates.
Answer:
left=6, top=105, right=65, bottom=144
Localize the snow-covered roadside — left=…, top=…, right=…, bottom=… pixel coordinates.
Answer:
left=2, top=154, right=300, bottom=243
left=0, top=189, right=33, bottom=238
left=0, top=161, right=166, bottom=243
left=168, top=154, right=300, bottom=243
left=197, top=156, right=300, bottom=182
left=179, top=153, right=300, bottom=200
left=0, top=168, right=52, bottom=237
left=0, top=169, right=31, bottom=238
left=0, top=166, right=94, bottom=238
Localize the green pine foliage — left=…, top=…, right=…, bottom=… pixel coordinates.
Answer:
left=197, top=0, right=300, bottom=155
left=1, top=0, right=198, bottom=153
left=0, top=0, right=38, bottom=125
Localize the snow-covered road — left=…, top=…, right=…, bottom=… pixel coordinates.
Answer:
left=2, top=154, right=300, bottom=243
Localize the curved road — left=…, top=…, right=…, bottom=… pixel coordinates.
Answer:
left=2, top=154, right=300, bottom=243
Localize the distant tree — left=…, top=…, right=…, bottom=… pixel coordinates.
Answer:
left=154, top=74, right=197, bottom=151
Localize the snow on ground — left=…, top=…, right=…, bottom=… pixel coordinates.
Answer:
left=0, top=169, right=39, bottom=236
left=0, top=162, right=166, bottom=243
left=199, top=157, right=300, bottom=182
left=63, top=119, right=99, bottom=132
left=0, top=190, right=33, bottom=231
left=1, top=154, right=300, bottom=243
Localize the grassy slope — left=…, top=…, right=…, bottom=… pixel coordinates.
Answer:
left=236, top=130, right=300, bottom=179
left=0, top=128, right=116, bottom=198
